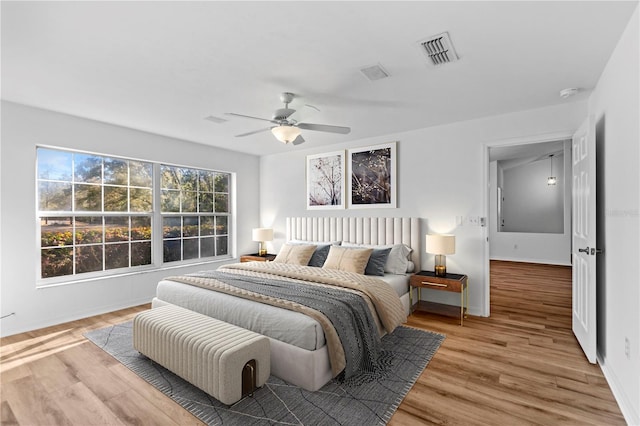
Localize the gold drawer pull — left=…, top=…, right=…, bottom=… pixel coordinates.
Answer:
left=423, top=282, right=447, bottom=287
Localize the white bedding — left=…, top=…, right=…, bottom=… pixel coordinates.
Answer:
left=156, top=278, right=324, bottom=350
left=379, top=273, right=410, bottom=297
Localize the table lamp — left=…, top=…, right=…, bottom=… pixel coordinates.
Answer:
left=426, top=234, right=455, bottom=277
left=252, top=228, right=273, bottom=256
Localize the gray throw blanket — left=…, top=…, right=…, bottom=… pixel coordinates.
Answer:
left=188, top=270, right=382, bottom=379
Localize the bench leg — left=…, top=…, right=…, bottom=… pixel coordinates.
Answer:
left=242, top=359, right=257, bottom=398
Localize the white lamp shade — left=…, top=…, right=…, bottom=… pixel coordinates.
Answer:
left=271, top=125, right=301, bottom=144
left=252, top=228, right=273, bottom=242
left=425, top=234, right=455, bottom=255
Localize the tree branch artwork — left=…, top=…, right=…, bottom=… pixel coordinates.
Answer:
left=348, top=142, right=397, bottom=209
left=306, top=151, right=345, bottom=209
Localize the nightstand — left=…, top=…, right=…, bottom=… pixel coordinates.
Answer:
left=240, top=253, right=276, bottom=263
left=410, top=271, right=468, bottom=326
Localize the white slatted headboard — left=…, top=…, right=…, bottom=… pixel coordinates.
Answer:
left=285, top=217, right=421, bottom=267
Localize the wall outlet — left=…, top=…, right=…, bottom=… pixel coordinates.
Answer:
left=467, top=216, right=479, bottom=226
left=625, top=337, right=630, bottom=359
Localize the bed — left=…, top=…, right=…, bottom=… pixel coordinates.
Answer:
left=152, top=216, right=420, bottom=391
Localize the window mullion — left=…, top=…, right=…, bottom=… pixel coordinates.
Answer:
left=152, top=163, right=163, bottom=267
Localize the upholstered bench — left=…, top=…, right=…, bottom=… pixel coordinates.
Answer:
left=133, top=304, right=270, bottom=405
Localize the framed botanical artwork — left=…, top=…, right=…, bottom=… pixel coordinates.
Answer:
left=306, top=150, right=345, bottom=210
left=348, top=142, right=397, bottom=209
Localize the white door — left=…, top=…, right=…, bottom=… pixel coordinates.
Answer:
left=572, top=117, right=597, bottom=364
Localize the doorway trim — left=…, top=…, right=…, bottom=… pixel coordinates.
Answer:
left=482, top=130, right=574, bottom=317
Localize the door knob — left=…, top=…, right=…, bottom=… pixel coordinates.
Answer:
left=578, top=247, right=590, bottom=254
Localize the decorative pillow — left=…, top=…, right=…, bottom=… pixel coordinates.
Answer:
left=365, top=248, right=392, bottom=276
left=273, top=243, right=316, bottom=265
left=322, top=246, right=373, bottom=275
left=288, top=240, right=340, bottom=267
left=342, top=242, right=412, bottom=275
left=307, top=244, right=331, bottom=267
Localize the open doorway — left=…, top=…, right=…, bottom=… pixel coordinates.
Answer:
left=489, top=139, right=572, bottom=264
left=482, top=134, right=573, bottom=317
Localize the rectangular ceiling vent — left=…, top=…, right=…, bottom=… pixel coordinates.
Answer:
left=418, top=32, right=459, bottom=66
left=360, top=63, right=390, bottom=81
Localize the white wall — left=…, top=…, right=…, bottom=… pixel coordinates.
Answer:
left=0, top=102, right=261, bottom=337
left=260, top=102, right=586, bottom=316
left=489, top=141, right=572, bottom=265
left=501, top=154, right=564, bottom=233
left=588, top=6, right=640, bottom=424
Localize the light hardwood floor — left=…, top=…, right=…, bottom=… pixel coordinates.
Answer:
left=0, top=261, right=625, bottom=425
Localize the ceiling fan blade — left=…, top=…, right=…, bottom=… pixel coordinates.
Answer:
left=292, top=134, right=306, bottom=146
left=296, top=122, right=351, bottom=134
left=235, top=127, right=273, bottom=137
left=225, top=112, right=276, bottom=123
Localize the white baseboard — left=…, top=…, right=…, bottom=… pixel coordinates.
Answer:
left=598, top=352, right=640, bottom=425
left=0, top=297, right=152, bottom=337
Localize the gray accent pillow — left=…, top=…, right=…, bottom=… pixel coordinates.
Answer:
left=365, top=248, right=392, bottom=276
left=308, top=244, right=331, bottom=267
left=342, top=242, right=412, bottom=274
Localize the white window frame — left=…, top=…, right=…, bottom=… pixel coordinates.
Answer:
left=36, top=147, right=234, bottom=287
left=159, top=163, right=232, bottom=264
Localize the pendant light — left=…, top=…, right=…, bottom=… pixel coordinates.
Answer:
left=547, top=154, right=557, bottom=186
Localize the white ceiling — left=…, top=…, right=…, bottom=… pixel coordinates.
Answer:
left=489, top=139, right=566, bottom=162
left=491, top=139, right=566, bottom=170
left=2, top=1, right=637, bottom=156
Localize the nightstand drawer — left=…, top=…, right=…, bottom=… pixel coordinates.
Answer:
left=412, top=276, right=462, bottom=292
left=410, top=275, right=462, bottom=292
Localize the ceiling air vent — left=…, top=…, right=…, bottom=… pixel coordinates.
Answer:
left=360, top=63, right=390, bottom=81
left=417, top=32, right=459, bottom=66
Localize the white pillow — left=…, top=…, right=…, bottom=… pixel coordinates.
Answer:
left=342, top=242, right=412, bottom=275
left=406, top=260, right=415, bottom=273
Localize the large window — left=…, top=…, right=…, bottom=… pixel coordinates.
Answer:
left=37, top=147, right=232, bottom=282
left=161, top=165, right=230, bottom=262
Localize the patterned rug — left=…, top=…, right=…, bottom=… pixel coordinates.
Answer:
left=85, top=321, right=444, bottom=425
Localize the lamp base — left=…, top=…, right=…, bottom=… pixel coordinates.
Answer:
left=434, top=265, right=447, bottom=277
left=434, top=254, right=447, bottom=277
left=258, top=242, right=267, bottom=257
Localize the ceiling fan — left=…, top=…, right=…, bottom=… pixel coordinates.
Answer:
left=225, top=92, right=350, bottom=145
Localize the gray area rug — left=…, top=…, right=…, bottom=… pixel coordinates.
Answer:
left=85, top=321, right=444, bottom=425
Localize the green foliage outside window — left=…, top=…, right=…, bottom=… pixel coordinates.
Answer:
left=37, top=148, right=232, bottom=280
left=37, top=148, right=153, bottom=279
left=160, top=165, right=230, bottom=263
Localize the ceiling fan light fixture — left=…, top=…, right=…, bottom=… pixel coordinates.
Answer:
left=271, top=125, right=301, bottom=144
